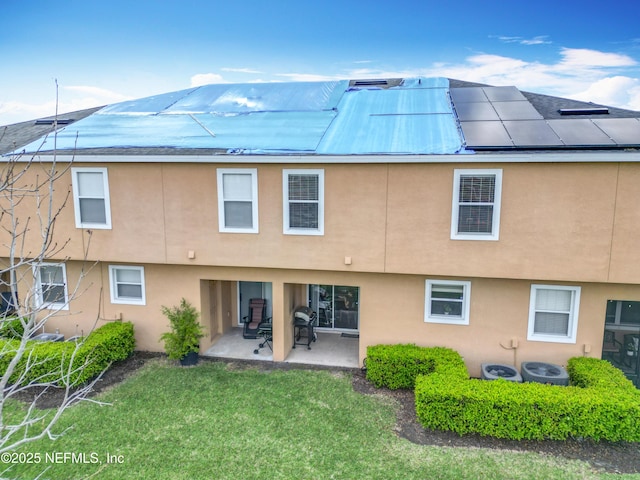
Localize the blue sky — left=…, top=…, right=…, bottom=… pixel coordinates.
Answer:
left=1, top=0, right=639, bottom=125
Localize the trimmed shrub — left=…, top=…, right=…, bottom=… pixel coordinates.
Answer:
left=0, top=321, right=135, bottom=386
left=366, top=344, right=467, bottom=389
left=566, top=356, right=633, bottom=390
left=414, top=353, right=640, bottom=442
left=0, top=316, right=25, bottom=339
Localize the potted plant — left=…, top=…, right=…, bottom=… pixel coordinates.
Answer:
left=626, top=341, right=636, bottom=357
left=160, top=298, right=205, bottom=366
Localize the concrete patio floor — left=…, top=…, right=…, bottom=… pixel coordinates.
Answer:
left=203, top=328, right=360, bottom=368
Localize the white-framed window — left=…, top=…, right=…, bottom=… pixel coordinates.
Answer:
left=71, top=167, right=112, bottom=229
left=216, top=168, right=259, bottom=233
left=451, top=169, right=502, bottom=241
left=283, top=169, right=324, bottom=235
left=34, top=263, right=68, bottom=310
left=109, top=265, right=146, bottom=305
left=424, top=280, right=471, bottom=325
left=527, top=285, right=581, bottom=343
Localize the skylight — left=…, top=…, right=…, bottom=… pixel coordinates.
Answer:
left=34, top=118, right=75, bottom=125
left=559, top=108, right=609, bottom=116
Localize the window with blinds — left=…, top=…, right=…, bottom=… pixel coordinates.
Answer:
left=35, top=263, right=68, bottom=310
left=451, top=169, right=502, bottom=241
left=217, top=169, right=259, bottom=233
left=71, top=167, right=112, bottom=229
left=528, top=285, right=581, bottom=343
left=283, top=169, right=324, bottom=235
left=425, top=280, right=471, bottom=325
left=109, top=265, right=146, bottom=305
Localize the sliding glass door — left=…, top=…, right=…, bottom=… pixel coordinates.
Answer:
left=603, top=299, right=640, bottom=388
left=308, top=284, right=359, bottom=331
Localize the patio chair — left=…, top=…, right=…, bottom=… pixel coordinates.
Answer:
left=253, top=319, right=272, bottom=354
left=602, top=330, right=623, bottom=365
left=242, top=298, right=268, bottom=339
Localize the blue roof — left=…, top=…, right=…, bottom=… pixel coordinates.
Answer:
left=24, top=77, right=465, bottom=155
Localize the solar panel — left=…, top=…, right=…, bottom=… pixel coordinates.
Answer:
left=459, top=121, right=513, bottom=148
left=492, top=101, right=543, bottom=120
left=547, top=119, right=615, bottom=146
left=449, top=87, right=488, bottom=103
left=483, top=86, right=526, bottom=102
left=502, top=120, right=563, bottom=146
left=592, top=118, right=640, bottom=145
left=454, top=102, right=500, bottom=121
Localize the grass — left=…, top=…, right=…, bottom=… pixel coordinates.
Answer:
left=3, top=359, right=639, bottom=480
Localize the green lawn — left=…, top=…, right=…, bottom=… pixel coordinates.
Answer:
left=3, top=360, right=638, bottom=480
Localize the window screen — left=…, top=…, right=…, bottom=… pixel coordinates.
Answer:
left=457, top=175, right=495, bottom=234
left=288, top=174, right=319, bottom=229
left=222, top=173, right=253, bottom=228
left=72, top=168, right=111, bottom=228
left=528, top=285, right=580, bottom=343
left=109, top=266, right=145, bottom=305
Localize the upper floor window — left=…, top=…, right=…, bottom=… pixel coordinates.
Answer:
left=451, top=169, right=502, bottom=241
left=424, top=279, right=471, bottom=325
left=283, top=169, right=324, bottom=235
left=71, top=167, right=112, bottom=229
left=109, top=265, right=146, bottom=305
left=527, top=285, right=581, bottom=343
left=34, top=263, right=68, bottom=310
left=216, top=169, right=259, bottom=233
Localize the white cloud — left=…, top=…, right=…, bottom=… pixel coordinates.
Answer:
left=497, top=35, right=551, bottom=45
left=570, top=76, right=640, bottom=110
left=221, top=67, right=263, bottom=74
left=521, top=36, right=551, bottom=46
left=395, top=48, right=640, bottom=110
left=558, top=48, right=637, bottom=68
left=190, top=73, right=226, bottom=87
left=0, top=100, right=58, bottom=124
left=3, top=47, right=639, bottom=126
left=0, top=85, right=133, bottom=125
left=63, top=85, right=130, bottom=102
left=275, top=73, right=342, bottom=82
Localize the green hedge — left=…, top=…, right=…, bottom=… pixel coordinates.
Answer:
left=0, top=321, right=135, bottom=386
left=0, top=316, right=25, bottom=339
left=414, top=352, right=640, bottom=442
left=365, top=344, right=467, bottom=389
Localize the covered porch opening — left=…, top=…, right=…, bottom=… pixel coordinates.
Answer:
left=201, top=279, right=359, bottom=368
left=602, top=299, right=640, bottom=388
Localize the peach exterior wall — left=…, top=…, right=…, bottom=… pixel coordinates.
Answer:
left=35, top=260, right=640, bottom=377
left=1, top=160, right=636, bottom=283
left=3, top=158, right=640, bottom=373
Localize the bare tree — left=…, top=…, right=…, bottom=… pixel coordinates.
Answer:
left=0, top=109, right=105, bottom=456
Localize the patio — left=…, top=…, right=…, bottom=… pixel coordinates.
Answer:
left=203, top=328, right=360, bottom=368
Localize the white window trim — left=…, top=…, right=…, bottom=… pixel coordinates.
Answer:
left=109, top=265, right=146, bottom=305
left=216, top=168, right=259, bottom=233
left=424, top=279, right=471, bottom=325
left=71, top=167, right=112, bottom=229
left=527, top=284, right=581, bottom=344
left=283, top=169, right=324, bottom=236
left=34, top=263, right=69, bottom=311
left=451, top=169, right=502, bottom=241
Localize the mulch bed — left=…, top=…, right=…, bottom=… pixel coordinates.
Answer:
left=14, top=352, right=640, bottom=474
left=351, top=371, right=640, bottom=475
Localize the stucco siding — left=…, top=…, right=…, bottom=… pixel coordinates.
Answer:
left=26, top=260, right=640, bottom=376
left=3, top=160, right=638, bottom=284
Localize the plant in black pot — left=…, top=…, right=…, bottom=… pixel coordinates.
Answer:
left=160, top=298, right=205, bottom=366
